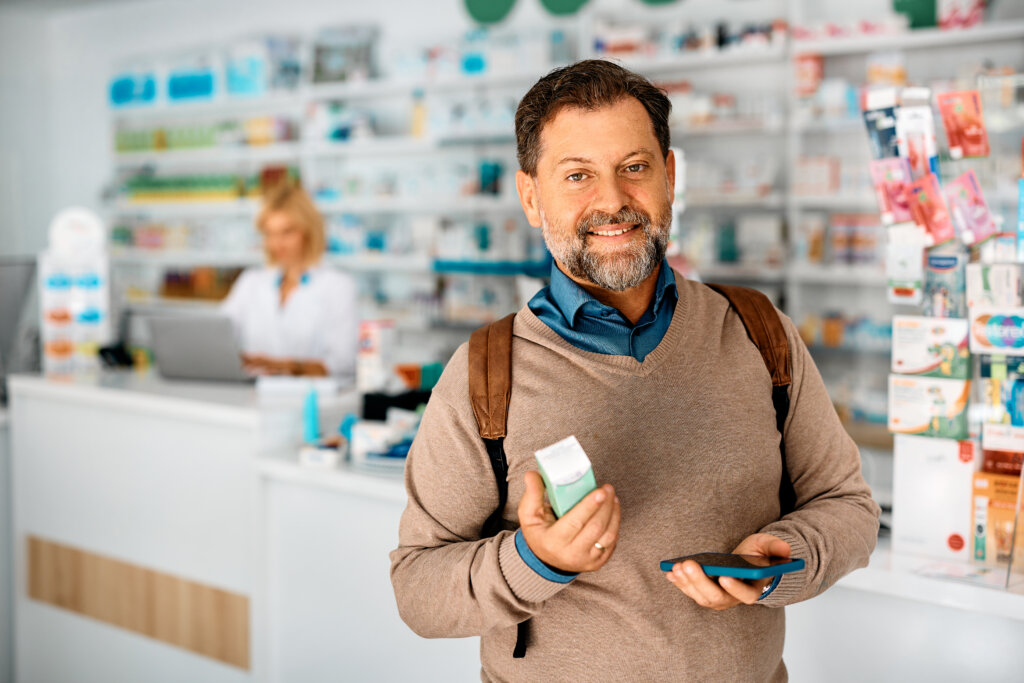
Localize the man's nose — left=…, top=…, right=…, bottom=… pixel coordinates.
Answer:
left=592, top=174, right=631, bottom=217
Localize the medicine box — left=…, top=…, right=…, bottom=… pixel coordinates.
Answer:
left=971, top=471, right=1024, bottom=565
left=893, top=435, right=978, bottom=560
left=966, top=264, right=1023, bottom=310
left=888, top=375, right=971, bottom=440
left=891, top=316, right=970, bottom=379
left=535, top=435, right=597, bottom=518
left=969, top=307, right=1024, bottom=357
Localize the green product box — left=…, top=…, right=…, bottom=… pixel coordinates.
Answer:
left=534, top=435, right=597, bottom=518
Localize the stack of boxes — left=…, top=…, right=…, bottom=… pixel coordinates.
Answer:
left=880, top=87, right=1024, bottom=577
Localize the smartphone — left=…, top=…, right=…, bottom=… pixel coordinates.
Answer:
left=659, top=553, right=805, bottom=580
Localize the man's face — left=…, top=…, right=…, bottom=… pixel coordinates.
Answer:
left=517, top=97, right=675, bottom=292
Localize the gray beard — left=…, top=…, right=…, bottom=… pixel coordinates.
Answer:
left=541, top=204, right=671, bottom=292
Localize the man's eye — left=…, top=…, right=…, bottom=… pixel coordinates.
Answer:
left=567, top=172, right=586, bottom=182
left=626, top=163, right=647, bottom=173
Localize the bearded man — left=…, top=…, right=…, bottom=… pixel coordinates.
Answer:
left=390, top=60, right=880, bottom=683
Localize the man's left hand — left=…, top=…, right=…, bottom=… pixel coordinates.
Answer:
left=665, top=533, right=791, bottom=611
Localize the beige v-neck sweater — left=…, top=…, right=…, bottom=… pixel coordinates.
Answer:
left=390, top=272, right=880, bottom=682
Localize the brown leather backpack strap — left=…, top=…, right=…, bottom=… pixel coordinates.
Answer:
left=705, top=283, right=791, bottom=387
left=468, top=313, right=516, bottom=439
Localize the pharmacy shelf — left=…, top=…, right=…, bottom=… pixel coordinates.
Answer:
left=304, top=134, right=515, bottom=158
left=114, top=142, right=301, bottom=168
left=121, top=296, right=222, bottom=311
left=793, top=20, right=1024, bottom=56
left=328, top=254, right=433, bottom=273
left=698, top=264, right=786, bottom=283
left=791, top=195, right=878, bottom=211
left=109, top=248, right=263, bottom=267
left=788, top=264, right=888, bottom=287
left=605, top=44, right=786, bottom=74
left=111, top=199, right=262, bottom=217
left=302, top=69, right=540, bottom=102
left=791, top=117, right=864, bottom=134
left=685, top=194, right=784, bottom=209
left=673, top=120, right=784, bottom=138
left=110, top=92, right=303, bottom=121
left=433, top=259, right=551, bottom=277
left=316, top=195, right=521, bottom=215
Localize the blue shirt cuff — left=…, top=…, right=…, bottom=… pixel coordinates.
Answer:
left=758, top=574, right=782, bottom=601
left=514, top=529, right=578, bottom=584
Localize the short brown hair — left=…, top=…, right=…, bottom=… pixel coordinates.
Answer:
left=257, top=183, right=326, bottom=266
left=515, top=59, right=672, bottom=175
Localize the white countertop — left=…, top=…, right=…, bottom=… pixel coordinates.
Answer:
left=838, top=536, right=1024, bottom=621
left=7, top=372, right=360, bottom=430
left=258, top=456, right=407, bottom=504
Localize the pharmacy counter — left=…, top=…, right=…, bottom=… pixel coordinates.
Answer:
left=7, top=372, right=357, bottom=683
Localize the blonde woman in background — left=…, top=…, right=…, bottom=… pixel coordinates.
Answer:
left=221, top=183, right=359, bottom=379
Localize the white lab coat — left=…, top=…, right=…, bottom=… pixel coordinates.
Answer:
left=220, top=264, right=359, bottom=379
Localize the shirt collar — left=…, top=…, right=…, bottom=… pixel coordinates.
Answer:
left=548, top=258, right=676, bottom=327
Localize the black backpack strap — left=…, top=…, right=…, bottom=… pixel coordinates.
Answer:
left=468, top=313, right=529, bottom=658
left=705, top=283, right=797, bottom=515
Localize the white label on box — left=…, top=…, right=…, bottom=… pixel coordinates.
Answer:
left=535, top=435, right=591, bottom=486
left=969, top=307, right=1024, bottom=357
left=891, top=315, right=969, bottom=377
left=981, top=423, right=1024, bottom=453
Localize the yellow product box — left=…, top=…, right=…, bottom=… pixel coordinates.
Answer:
left=971, top=472, right=1024, bottom=565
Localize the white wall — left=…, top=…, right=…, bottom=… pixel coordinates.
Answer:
left=0, top=7, right=53, bottom=257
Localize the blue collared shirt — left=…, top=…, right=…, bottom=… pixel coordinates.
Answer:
left=527, top=258, right=678, bottom=362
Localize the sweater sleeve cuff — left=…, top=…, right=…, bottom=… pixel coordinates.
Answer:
left=514, top=530, right=578, bottom=584
left=754, top=529, right=810, bottom=608
left=498, top=531, right=577, bottom=603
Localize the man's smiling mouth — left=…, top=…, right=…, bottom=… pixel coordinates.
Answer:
left=588, top=224, right=639, bottom=237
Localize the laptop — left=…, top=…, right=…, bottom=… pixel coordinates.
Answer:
left=147, top=316, right=255, bottom=383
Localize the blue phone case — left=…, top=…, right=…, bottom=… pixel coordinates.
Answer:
left=659, top=553, right=805, bottom=580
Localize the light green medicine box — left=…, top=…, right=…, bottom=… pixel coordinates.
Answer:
left=534, top=435, right=597, bottom=518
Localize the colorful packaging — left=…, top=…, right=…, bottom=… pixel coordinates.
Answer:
left=982, top=424, right=1024, bottom=461
left=893, top=435, right=978, bottom=560
left=869, top=158, right=915, bottom=225
left=863, top=88, right=900, bottom=159
left=966, top=264, right=1024, bottom=310
left=936, top=90, right=989, bottom=159
left=982, top=448, right=1023, bottom=477
left=971, top=472, right=1023, bottom=565
left=944, top=170, right=996, bottom=245
left=888, top=375, right=971, bottom=439
left=892, top=316, right=970, bottom=379
left=969, top=307, right=1024, bottom=357
left=908, top=173, right=956, bottom=247
left=979, top=355, right=1024, bottom=431
left=896, top=87, right=940, bottom=179
left=1018, top=177, right=1024, bottom=264
left=923, top=251, right=968, bottom=318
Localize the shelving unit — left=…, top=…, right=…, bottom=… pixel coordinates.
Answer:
left=792, top=20, right=1024, bottom=56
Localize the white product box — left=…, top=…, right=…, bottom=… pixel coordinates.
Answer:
left=966, top=263, right=1023, bottom=310
left=891, top=316, right=970, bottom=379
left=981, top=422, right=1024, bottom=454
left=892, top=435, right=979, bottom=560
left=888, top=375, right=971, bottom=440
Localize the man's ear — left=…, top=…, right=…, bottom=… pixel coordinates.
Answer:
left=664, top=149, right=676, bottom=205
left=516, top=170, right=543, bottom=228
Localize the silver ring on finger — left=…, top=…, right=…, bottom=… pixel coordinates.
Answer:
left=594, top=542, right=605, bottom=551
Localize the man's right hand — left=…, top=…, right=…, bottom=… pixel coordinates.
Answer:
left=517, top=471, right=621, bottom=574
